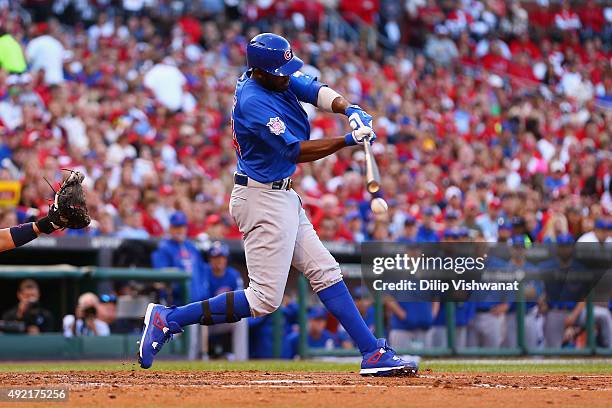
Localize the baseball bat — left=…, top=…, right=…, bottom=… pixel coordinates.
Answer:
left=363, top=139, right=380, bottom=194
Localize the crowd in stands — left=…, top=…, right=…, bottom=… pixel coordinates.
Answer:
left=0, top=0, right=609, bottom=246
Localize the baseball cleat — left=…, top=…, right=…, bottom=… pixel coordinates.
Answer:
left=360, top=338, right=418, bottom=377
left=138, top=303, right=183, bottom=369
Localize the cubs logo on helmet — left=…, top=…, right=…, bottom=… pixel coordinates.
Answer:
left=246, top=33, right=303, bottom=77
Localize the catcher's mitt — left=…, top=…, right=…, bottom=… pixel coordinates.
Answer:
left=47, top=169, right=91, bottom=230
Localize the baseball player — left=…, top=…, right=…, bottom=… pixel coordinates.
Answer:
left=138, top=33, right=418, bottom=376
left=0, top=171, right=90, bottom=252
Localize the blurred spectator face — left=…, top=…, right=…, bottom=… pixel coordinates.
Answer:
left=206, top=216, right=227, bottom=240
left=125, top=211, right=144, bottom=228
left=348, top=217, right=362, bottom=232
left=372, top=222, right=390, bottom=240
left=502, top=194, right=517, bottom=215
left=465, top=201, right=478, bottom=219
left=17, top=280, right=40, bottom=306
left=319, top=217, right=338, bottom=241
left=595, top=222, right=607, bottom=241
left=498, top=226, right=512, bottom=242
left=210, top=255, right=228, bottom=276
left=170, top=225, right=188, bottom=242
left=76, top=292, right=100, bottom=318
left=308, top=317, right=327, bottom=338
left=422, top=213, right=433, bottom=228
left=355, top=296, right=373, bottom=316
left=403, top=221, right=417, bottom=238
left=98, top=213, right=115, bottom=235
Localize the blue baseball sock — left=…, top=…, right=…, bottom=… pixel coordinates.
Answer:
left=317, top=281, right=377, bottom=354
left=167, top=290, right=251, bottom=327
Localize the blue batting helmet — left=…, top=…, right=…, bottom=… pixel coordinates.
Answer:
left=246, top=33, right=303, bottom=77
left=208, top=241, right=230, bottom=258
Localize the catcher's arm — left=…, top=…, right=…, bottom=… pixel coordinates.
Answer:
left=0, top=170, right=91, bottom=253
left=0, top=216, right=58, bottom=253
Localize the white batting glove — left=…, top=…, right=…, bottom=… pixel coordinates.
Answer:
left=345, top=126, right=375, bottom=146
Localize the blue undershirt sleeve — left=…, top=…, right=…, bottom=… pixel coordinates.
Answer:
left=289, top=71, right=326, bottom=106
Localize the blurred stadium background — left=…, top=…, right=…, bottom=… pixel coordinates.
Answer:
left=0, top=0, right=610, bottom=362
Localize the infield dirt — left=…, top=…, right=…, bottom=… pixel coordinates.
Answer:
left=0, top=369, right=610, bottom=407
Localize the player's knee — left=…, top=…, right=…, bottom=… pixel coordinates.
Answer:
left=306, top=264, right=342, bottom=292
left=260, top=294, right=283, bottom=315
left=247, top=288, right=283, bottom=316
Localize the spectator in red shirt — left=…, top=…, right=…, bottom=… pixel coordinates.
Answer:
left=481, top=42, right=510, bottom=74
left=339, top=0, right=380, bottom=26
left=509, top=32, right=541, bottom=60
left=555, top=0, right=581, bottom=31
left=578, top=0, right=605, bottom=36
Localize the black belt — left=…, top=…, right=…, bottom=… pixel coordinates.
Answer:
left=234, top=173, right=293, bottom=190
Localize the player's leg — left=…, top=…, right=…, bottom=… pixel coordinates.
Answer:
left=543, top=309, right=566, bottom=348
left=466, top=317, right=479, bottom=347
left=388, top=329, right=411, bottom=349
left=455, top=326, right=468, bottom=349
left=481, top=312, right=504, bottom=348
left=524, top=308, right=541, bottom=349
left=504, top=312, right=517, bottom=348
left=139, top=186, right=299, bottom=368
left=291, top=205, right=416, bottom=376
left=430, top=326, right=446, bottom=348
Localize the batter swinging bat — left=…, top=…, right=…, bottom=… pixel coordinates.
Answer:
left=363, top=137, right=380, bottom=193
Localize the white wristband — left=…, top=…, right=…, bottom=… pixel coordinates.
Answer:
left=317, top=86, right=342, bottom=113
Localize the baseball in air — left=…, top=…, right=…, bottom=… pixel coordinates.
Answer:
left=371, top=197, right=388, bottom=214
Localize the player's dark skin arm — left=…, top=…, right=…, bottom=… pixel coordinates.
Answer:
left=296, top=96, right=354, bottom=163
left=0, top=225, right=42, bottom=252
left=297, top=137, right=348, bottom=163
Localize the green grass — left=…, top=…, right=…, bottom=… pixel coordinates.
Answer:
left=0, top=359, right=611, bottom=374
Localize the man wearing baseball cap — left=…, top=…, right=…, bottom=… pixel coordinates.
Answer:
left=151, top=211, right=211, bottom=304
left=577, top=218, right=611, bottom=243
left=284, top=306, right=336, bottom=358
left=206, top=241, right=243, bottom=299
left=205, top=241, right=245, bottom=358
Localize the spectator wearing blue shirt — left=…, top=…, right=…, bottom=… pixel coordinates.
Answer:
left=397, top=215, right=417, bottom=243
left=345, top=211, right=366, bottom=243
left=544, top=161, right=568, bottom=193
left=497, top=220, right=513, bottom=244
left=284, top=306, right=336, bottom=358
left=416, top=208, right=439, bottom=243
left=388, top=300, right=438, bottom=349
left=151, top=211, right=210, bottom=305
left=248, top=315, right=274, bottom=358
left=207, top=241, right=243, bottom=296
left=203, top=241, right=245, bottom=358
left=115, top=210, right=150, bottom=240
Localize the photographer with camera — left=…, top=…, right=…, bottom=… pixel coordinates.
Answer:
left=1, top=279, right=55, bottom=334
left=62, top=292, right=110, bottom=337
